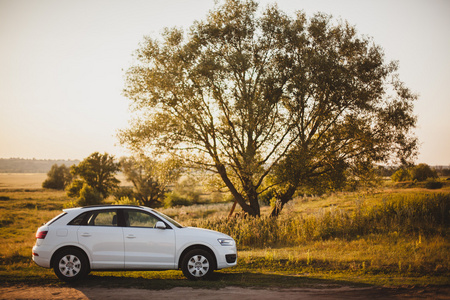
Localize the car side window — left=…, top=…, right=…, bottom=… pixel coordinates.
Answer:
left=125, top=210, right=159, bottom=228
left=70, top=210, right=118, bottom=227
left=87, top=210, right=118, bottom=226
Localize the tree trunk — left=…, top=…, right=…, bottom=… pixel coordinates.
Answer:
left=270, top=185, right=297, bottom=217
left=216, top=163, right=260, bottom=216
left=227, top=200, right=238, bottom=219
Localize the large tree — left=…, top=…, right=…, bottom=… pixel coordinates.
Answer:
left=120, top=0, right=417, bottom=217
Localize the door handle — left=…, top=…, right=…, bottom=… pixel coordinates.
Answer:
left=126, top=235, right=136, bottom=239
left=81, top=233, right=91, bottom=237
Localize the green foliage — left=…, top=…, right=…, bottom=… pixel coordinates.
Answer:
left=410, top=163, right=438, bottom=182
left=391, top=164, right=438, bottom=183
left=70, top=152, right=120, bottom=199
left=391, top=168, right=410, bottom=182
left=120, top=155, right=182, bottom=207
left=121, top=0, right=417, bottom=217
left=113, top=196, right=141, bottom=206
left=64, top=183, right=102, bottom=207
left=42, top=164, right=72, bottom=190
left=65, top=179, right=84, bottom=198
left=78, top=183, right=102, bottom=206
left=163, top=176, right=202, bottom=208
left=113, top=186, right=135, bottom=200
left=163, top=191, right=192, bottom=208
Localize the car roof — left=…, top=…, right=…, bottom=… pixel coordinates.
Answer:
left=63, top=205, right=150, bottom=213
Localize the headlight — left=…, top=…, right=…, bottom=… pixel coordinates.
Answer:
left=217, top=238, right=235, bottom=246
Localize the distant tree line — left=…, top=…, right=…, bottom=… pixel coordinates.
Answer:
left=0, top=158, right=79, bottom=173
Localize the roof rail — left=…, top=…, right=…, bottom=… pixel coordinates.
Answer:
left=81, top=204, right=145, bottom=209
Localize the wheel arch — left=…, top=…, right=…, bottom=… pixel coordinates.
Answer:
left=178, top=245, right=217, bottom=270
left=50, top=246, right=90, bottom=269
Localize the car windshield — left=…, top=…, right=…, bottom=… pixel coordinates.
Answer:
left=151, top=209, right=183, bottom=228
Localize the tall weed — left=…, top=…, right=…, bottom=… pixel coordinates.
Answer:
left=196, top=193, right=449, bottom=248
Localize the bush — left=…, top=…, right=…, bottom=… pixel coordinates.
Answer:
left=113, top=197, right=141, bottom=206
left=391, top=168, right=410, bottom=182
left=113, top=186, right=135, bottom=200
left=79, top=184, right=102, bottom=206
left=66, top=179, right=84, bottom=198
left=424, top=178, right=443, bottom=190
left=164, top=191, right=192, bottom=208
left=42, top=164, right=72, bottom=190
left=410, top=164, right=438, bottom=182
left=66, top=183, right=102, bottom=207
left=391, top=164, right=438, bottom=183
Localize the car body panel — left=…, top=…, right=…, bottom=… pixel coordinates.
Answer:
left=123, top=226, right=176, bottom=269
left=77, top=226, right=125, bottom=269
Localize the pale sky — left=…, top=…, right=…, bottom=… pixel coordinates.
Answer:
left=1, top=0, right=449, bottom=165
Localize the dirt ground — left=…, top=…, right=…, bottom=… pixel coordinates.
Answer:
left=1, top=285, right=449, bottom=300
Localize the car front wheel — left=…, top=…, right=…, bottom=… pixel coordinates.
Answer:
left=53, top=248, right=89, bottom=282
left=181, top=249, right=215, bottom=280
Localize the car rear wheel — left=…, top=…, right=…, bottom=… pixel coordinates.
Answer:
left=181, top=249, right=215, bottom=280
left=53, top=248, right=89, bottom=282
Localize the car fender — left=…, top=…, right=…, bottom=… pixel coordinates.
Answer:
left=49, top=242, right=93, bottom=268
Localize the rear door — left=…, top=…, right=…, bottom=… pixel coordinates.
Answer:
left=122, top=209, right=176, bottom=269
left=76, top=209, right=124, bottom=269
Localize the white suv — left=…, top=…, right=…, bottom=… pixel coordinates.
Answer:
left=32, top=205, right=237, bottom=281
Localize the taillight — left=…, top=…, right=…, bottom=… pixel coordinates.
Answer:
left=36, top=230, right=48, bottom=239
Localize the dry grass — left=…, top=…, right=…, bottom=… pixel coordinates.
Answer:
left=0, top=177, right=449, bottom=287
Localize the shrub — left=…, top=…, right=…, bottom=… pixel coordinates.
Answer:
left=42, top=164, right=72, bottom=190
left=410, top=164, right=438, bottom=182
left=391, top=168, right=410, bottom=182
left=164, top=191, right=192, bottom=208
left=66, top=179, right=84, bottom=198
left=65, top=183, right=103, bottom=207
left=78, top=184, right=102, bottom=206
left=113, top=196, right=141, bottom=206
left=424, top=178, right=443, bottom=190
left=113, top=186, right=135, bottom=200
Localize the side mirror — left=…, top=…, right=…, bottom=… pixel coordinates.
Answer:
left=155, top=221, right=167, bottom=229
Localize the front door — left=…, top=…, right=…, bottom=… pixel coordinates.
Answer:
left=122, top=209, right=176, bottom=269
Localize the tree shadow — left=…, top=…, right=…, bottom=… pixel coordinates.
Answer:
left=67, top=270, right=372, bottom=290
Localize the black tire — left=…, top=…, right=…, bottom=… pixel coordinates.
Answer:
left=181, top=249, right=215, bottom=280
left=52, top=248, right=89, bottom=282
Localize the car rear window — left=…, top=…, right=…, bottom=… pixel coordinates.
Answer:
left=68, top=212, right=89, bottom=225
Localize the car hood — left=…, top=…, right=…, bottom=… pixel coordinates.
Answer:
left=179, top=226, right=233, bottom=239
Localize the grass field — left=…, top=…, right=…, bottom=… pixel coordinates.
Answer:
left=0, top=173, right=48, bottom=189
left=0, top=174, right=449, bottom=289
